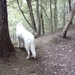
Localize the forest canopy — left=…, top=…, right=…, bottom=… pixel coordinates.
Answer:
left=7, top=0, right=75, bottom=38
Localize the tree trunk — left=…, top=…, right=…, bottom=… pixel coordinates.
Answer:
left=62, top=3, right=75, bottom=38
left=26, top=0, right=37, bottom=32
left=0, top=0, right=14, bottom=57
left=63, top=3, right=66, bottom=26
left=39, top=4, right=50, bottom=26
left=36, top=0, right=41, bottom=35
left=40, top=12, right=45, bottom=34
left=68, top=0, right=71, bottom=12
left=54, top=0, right=58, bottom=31
left=40, top=5, right=44, bottom=35
left=68, top=0, right=72, bottom=24
left=50, top=0, right=53, bottom=32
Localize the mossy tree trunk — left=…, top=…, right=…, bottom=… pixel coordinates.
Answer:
left=0, top=0, right=14, bottom=57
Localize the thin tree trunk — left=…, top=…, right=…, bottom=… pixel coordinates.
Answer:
left=63, top=3, right=66, bottom=26
left=26, top=0, right=37, bottom=32
left=50, top=0, right=53, bottom=32
left=62, top=3, right=75, bottom=38
left=68, top=0, right=71, bottom=12
left=36, top=0, right=41, bottom=35
left=68, top=0, right=72, bottom=24
left=54, top=0, right=58, bottom=31
left=40, top=11, right=45, bottom=34
left=39, top=4, right=50, bottom=27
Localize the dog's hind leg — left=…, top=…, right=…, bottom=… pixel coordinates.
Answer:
left=25, top=42, right=30, bottom=59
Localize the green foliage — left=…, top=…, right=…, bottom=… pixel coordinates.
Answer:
left=7, top=0, right=73, bottom=36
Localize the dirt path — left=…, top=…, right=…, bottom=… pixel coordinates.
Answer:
left=0, top=26, right=75, bottom=75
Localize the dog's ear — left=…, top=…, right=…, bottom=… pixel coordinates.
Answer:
left=15, top=21, right=18, bottom=26
left=15, top=21, right=22, bottom=25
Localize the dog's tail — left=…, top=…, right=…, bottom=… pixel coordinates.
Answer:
left=30, top=41, right=36, bottom=58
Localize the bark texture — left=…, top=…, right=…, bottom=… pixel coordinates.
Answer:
left=0, top=0, right=14, bottom=57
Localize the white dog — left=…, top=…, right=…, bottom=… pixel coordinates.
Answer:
left=16, top=23, right=36, bottom=59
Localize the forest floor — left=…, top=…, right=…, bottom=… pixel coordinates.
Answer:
left=0, top=25, right=75, bottom=75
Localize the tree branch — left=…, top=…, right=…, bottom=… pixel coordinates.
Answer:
left=17, top=0, right=34, bottom=29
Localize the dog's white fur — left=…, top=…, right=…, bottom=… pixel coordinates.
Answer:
left=16, top=23, right=36, bottom=59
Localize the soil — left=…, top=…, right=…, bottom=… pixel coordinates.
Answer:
left=0, top=25, right=75, bottom=75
